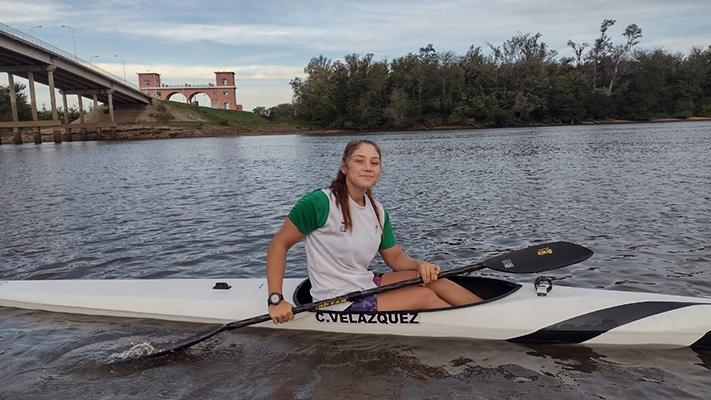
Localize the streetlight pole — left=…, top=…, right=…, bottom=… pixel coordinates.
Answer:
left=60, top=25, right=77, bottom=56
left=89, top=55, right=99, bottom=64
left=114, top=55, right=126, bottom=81
left=30, top=25, right=42, bottom=36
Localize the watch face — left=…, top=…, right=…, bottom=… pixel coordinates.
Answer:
left=269, top=292, right=282, bottom=304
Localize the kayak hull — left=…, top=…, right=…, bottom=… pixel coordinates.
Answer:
left=1, top=276, right=710, bottom=349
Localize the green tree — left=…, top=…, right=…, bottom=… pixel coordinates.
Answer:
left=384, top=88, right=412, bottom=127
left=389, top=53, right=421, bottom=114
left=488, top=32, right=557, bottom=121
left=616, top=49, right=680, bottom=119
left=0, top=83, right=33, bottom=122
left=251, top=104, right=294, bottom=121
left=290, top=55, right=338, bottom=126
left=287, top=22, right=708, bottom=129
left=607, top=24, right=642, bottom=94
left=252, top=106, right=269, bottom=119
left=546, top=70, right=590, bottom=123
left=678, top=46, right=711, bottom=116
left=268, top=103, right=296, bottom=121
left=588, top=19, right=616, bottom=90
left=415, top=44, right=442, bottom=115
left=452, top=46, right=498, bottom=123
left=331, top=53, right=389, bottom=128
left=565, top=40, right=589, bottom=67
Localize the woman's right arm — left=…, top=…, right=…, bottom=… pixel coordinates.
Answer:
left=266, top=217, right=305, bottom=324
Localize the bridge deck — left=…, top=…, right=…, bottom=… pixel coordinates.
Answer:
left=1, top=23, right=152, bottom=105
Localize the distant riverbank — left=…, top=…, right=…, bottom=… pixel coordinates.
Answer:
left=2, top=104, right=710, bottom=145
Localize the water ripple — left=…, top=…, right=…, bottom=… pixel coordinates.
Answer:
left=1, top=122, right=711, bottom=398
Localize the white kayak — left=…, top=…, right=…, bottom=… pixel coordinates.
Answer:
left=1, top=275, right=710, bottom=349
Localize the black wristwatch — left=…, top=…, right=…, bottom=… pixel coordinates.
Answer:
left=267, top=292, right=284, bottom=306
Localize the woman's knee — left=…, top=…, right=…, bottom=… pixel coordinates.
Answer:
left=377, top=285, right=450, bottom=311
left=414, top=286, right=450, bottom=308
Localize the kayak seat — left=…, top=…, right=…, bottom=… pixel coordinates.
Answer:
left=449, top=275, right=521, bottom=302
left=292, top=276, right=521, bottom=308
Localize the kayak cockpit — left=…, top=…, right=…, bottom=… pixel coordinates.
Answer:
left=292, top=275, right=521, bottom=309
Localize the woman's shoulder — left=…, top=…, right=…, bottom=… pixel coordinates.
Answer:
left=295, top=188, right=331, bottom=208
left=289, top=189, right=332, bottom=234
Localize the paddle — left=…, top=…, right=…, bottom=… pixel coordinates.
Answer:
left=136, top=241, right=592, bottom=361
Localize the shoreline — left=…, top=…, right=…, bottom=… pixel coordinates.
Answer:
left=2, top=116, right=710, bottom=144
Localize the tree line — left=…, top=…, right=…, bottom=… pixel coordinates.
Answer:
left=0, top=83, right=82, bottom=124
left=256, top=20, right=711, bottom=129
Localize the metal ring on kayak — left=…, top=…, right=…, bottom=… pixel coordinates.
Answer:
left=534, top=276, right=553, bottom=296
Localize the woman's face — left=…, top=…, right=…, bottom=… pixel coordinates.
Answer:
left=341, top=143, right=381, bottom=191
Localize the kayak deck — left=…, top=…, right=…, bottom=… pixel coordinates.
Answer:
left=1, top=276, right=711, bottom=349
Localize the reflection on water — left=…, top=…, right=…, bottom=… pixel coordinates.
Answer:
left=1, top=122, right=710, bottom=399
left=5, top=306, right=710, bottom=399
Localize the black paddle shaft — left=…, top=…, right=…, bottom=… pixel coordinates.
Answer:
left=138, top=241, right=593, bottom=360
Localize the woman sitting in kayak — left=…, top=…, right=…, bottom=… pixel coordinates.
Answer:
left=267, top=139, right=482, bottom=324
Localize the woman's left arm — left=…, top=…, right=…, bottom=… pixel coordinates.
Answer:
left=379, top=245, right=440, bottom=284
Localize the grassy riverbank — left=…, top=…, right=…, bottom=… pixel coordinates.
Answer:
left=123, top=101, right=323, bottom=135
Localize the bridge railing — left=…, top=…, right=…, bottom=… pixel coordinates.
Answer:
left=159, top=83, right=213, bottom=88
left=0, top=22, right=141, bottom=91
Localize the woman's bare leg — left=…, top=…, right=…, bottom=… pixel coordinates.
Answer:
left=377, top=284, right=450, bottom=311
left=428, top=278, right=484, bottom=305
left=377, top=271, right=483, bottom=311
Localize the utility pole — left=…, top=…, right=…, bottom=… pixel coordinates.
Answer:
left=114, top=55, right=126, bottom=81
left=61, top=25, right=77, bottom=56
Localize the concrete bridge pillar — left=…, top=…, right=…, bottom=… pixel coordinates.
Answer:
left=62, top=92, right=72, bottom=142
left=78, top=96, right=87, bottom=141
left=27, top=71, right=42, bottom=144
left=47, top=68, right=61, bottom=143
left=108, top=92, right=117, bottom=140
left=93, top=94, right=102, bottom=140
left=7, top=73, right=21, bottom=144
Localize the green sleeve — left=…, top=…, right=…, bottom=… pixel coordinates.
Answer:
left=288, top=190, right=330, bottom=235
left=379, top=210, right=397, bottom=250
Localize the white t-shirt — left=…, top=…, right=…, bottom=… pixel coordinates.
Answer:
left=288, top=188, right=397, bottom=310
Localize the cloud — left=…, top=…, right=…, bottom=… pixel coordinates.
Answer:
left=8, top=0, right=708, bottom=57
left=0, top=1, right=70, bottom=24
left=100, top=23, right=328, bottom=47
left=94, top=63, right=304, bottom=83
left=238, top=85, right=294, bottom=111
left=234, top=65, right=305, bottom=81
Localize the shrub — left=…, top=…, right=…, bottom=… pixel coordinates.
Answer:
left=149, top=104, right=175, bottom=122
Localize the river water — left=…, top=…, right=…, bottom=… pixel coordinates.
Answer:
left=1, top=122, right=710, bottom=399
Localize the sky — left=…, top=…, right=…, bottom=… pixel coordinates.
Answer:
left=2, top=0, right=711, bottom=112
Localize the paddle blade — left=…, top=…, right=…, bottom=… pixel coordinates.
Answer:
left=137, top=325, right=227, bottom=361
left=484, top=241, right=593, bottom=273
left=138, top=314, right=273, bottom=361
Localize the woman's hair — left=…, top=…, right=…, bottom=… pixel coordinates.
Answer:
left=330, top=139, right=382, bottom=233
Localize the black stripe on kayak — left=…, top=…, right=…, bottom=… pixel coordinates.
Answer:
left=509, top=301, right=700, bottom=345
left=692, top=331, right=711, bottom=349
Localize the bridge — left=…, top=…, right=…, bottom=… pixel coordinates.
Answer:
left=138, top=72, right=242, bottom=111
left=0, top=22, right=154, bottom=144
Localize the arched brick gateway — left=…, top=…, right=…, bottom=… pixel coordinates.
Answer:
left=137, top=71, right=242, bottom=110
